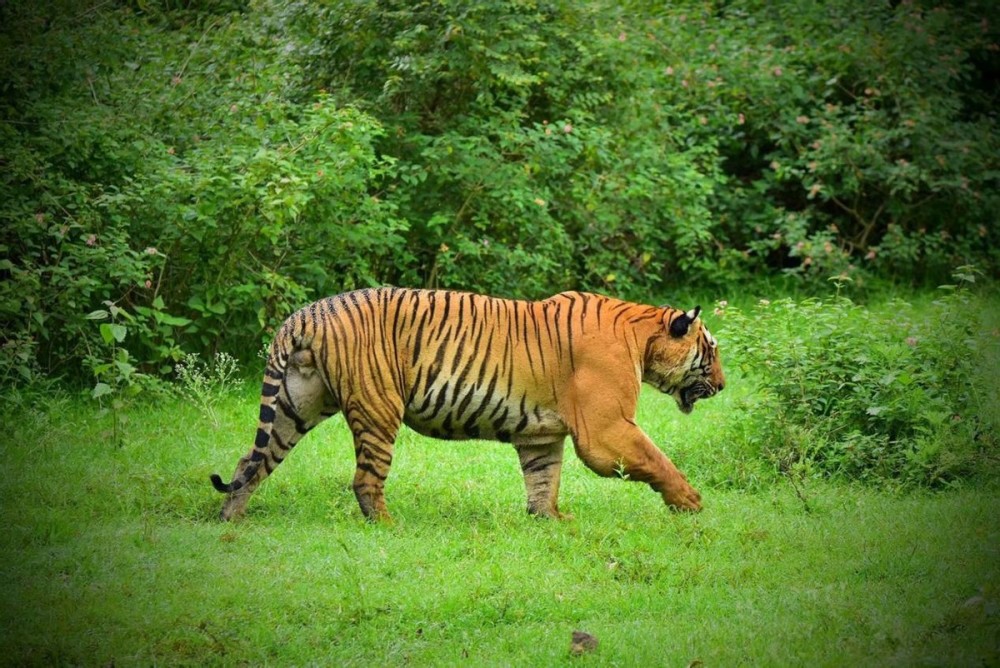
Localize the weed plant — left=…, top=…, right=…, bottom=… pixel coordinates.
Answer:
left=173, top=352, right=243, bottom=429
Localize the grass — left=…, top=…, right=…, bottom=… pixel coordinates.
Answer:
left=2, top=375, right=998, bottom=667
left=3, top=292, right=999, bottom=666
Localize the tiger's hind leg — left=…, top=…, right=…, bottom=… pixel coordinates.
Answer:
left=216, top=349, right=338, bottom=520
left=346, top=399, right=404, bottom=522
left=516, top=440, right=572, bottom=519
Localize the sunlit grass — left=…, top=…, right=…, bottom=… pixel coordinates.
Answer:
left=2, top=372, right=998, bottom=665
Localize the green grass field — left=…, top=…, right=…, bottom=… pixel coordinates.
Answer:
left=3, top=364, right=998, bottom=666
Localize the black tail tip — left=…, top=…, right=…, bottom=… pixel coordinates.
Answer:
left=210, top=473, right=231, bottom=493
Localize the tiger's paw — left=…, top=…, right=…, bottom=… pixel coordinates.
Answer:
left=665, top=485, right=702, bottom=512
left=527, top=505, right=574, bottom=521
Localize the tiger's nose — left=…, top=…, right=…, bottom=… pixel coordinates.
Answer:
left=717, top=382, right=725, bottom=393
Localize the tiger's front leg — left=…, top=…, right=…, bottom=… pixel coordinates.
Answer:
left=571, top=424, right=701, bottom=511
left=515, top=440, right=572, bottom=519
left=562, top=368, right=701, bottom=512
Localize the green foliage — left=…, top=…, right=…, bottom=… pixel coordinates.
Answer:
left=82, top=301, right=162, bottom=446
left=720, top=271, right=998, bottom=486
left=706, top=1, right=999, bottom=285
left=1, top=0, right=997, bottom=382
left=294, top=0, right=727, bottom=296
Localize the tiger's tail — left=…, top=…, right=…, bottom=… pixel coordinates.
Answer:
left=209, top=321, right=313, bottom=495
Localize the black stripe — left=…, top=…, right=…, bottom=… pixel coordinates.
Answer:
left=277, top=396, right=308, bottom=434
left=356, top=461, right=387, bottom=480
left=410, top=308, right=430, bottom=366
left=259, top=404, right=276, bottom=423
left=455, top=384, right=477, bottom=418
left=261, top=382, right=280, bottom=397
left=254, top=427, right=269, bottom=448
left=491, top=406, right=510, bottom=432
left=521, top=455, right=555, bottom=473
left=432, top=381, right=451, bottom=416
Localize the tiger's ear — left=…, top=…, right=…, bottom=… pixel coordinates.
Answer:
left=668, top=306, right=701, bottom=338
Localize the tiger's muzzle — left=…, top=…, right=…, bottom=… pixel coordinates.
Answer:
left=678, top=380, right=722, bottom=414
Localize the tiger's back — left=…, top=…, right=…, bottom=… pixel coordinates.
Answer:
left=211, top=287, right=724, bottom=521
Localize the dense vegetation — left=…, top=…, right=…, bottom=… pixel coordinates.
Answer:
left=2, top=0, right=998, bottom=384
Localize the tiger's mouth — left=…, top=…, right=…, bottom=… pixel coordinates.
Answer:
left=676, top=382, right=717, bottom=414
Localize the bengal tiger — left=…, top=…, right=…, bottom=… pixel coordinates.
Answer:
left=210, top=288, right=725, bottom=521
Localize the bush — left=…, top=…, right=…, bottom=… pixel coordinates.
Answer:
left=1, top=0, right=997, bottom=384
left=707, top=0, right=999, bottom=286
left=719, top=270, right=998, bottom=486
left=1, top=1, right=404, bottom=379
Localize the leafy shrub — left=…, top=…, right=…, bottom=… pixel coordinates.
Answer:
left=719, top=270, right=998, bottom=486
left=1, top=2, right=403, bottom=379
left=291, top=0, right=727, bottom=297
left=706, top=0, right=999, bottom=286
left=1, top=0, right=997, bottom=384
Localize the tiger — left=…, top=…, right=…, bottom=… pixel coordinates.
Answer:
left=210, top=287, right=725, bottom=521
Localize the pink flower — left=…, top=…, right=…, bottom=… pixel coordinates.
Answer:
left=906, top=337, right=918, bottom=347
left=865, top=250, right=876, bottom=260
left=772, top=67, right=783, bottom=76
left=35, top=212, right=45, bottom=225
left=737, top=113, right=746, bottom=125
left=562, top=123, right=573, bottom=134
left=796, top=115, right=810, bottom=124
left=145, top=280, right=153, bottom=289
left=534, top=198, right=546, bottom=207
left=665, top=66, right=675, bottom=76
left=145, top=246, right=158, bottom=255
left=85, top=234, right=97, bottom=247
left=618, top=32, right=627, bottom=42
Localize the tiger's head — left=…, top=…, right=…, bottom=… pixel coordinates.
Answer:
left=643, top=306, right=725, bottom=414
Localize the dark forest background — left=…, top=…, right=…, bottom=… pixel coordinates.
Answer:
left=2, top=0, right=997, bottom=383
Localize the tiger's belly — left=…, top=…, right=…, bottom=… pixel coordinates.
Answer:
left=403, top=387, right=567, bottom=445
